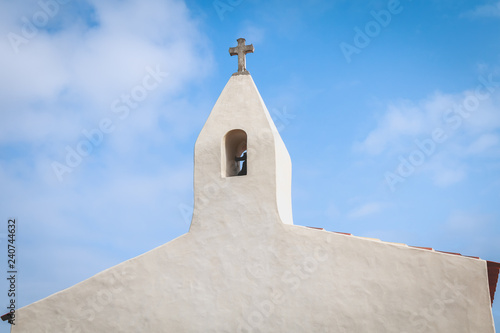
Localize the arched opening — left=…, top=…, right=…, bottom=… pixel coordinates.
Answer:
left=224, top=129, right=247, bottom=177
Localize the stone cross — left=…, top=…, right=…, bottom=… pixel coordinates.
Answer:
left=229, top=38, right=254, bottom=74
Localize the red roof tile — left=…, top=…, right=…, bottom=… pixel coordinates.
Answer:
left=436, top=250, right=462, bottom=256
left=487, top=261, right=500, bottom=305
left=409, top=245, right=433, bottom=251
left=306, top=226, right=500, bottom=307
left=333, top=231, right=352, bottom=236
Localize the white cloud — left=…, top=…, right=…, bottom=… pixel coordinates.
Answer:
left=465, top=133, right=500, bottom=155
left=0, top=0, right=211, bottom=306
left=356, top=103, right=423, bottom=155
left=461, top=1, right=500, bottom=19
left=355, top=92, right=456, bottom=155
left=425, top=155, right=467, bottom=187
left=445, top=211, right=489, bottom=232
left=0, top=0, right=213, bottom=143
left=237, top=22, right=266, bottom=44
left=348, top=202, right=385, bottom=219
left=357, top=77, right=500, bottom=188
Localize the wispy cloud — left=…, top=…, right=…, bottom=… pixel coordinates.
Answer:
left=355, top=92, right=456, bottom=156
left=237, top=22, right=266, bottom=44
left=465, top=133, right=500, bottom=155
left=348, top=202, right=385, bottom=219
left=423, top=153, right=467, bottom=187
left=0, top=0, right=212, bottom=305
left=0, top=0, right=213, bottom=142
left=445, top=211, right=489, bottom=232
left=354, top=101, right=429, bottom=155
left=355, top=76, right=500, bottom=189
left=461, top=1, right=500, bottom=19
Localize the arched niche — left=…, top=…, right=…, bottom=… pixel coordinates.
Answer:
left=223, top=129, right=247, bottom=177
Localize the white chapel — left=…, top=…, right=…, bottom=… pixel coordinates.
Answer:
left=11, top=39, right=499, bottom=332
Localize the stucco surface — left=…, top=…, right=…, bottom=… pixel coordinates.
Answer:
left=11, top=74, right=496, bottom=333
left=12, top=226, right=496, bottom=332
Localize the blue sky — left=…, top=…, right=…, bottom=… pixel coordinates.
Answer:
left=1, top=0, right=500, bottom=331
